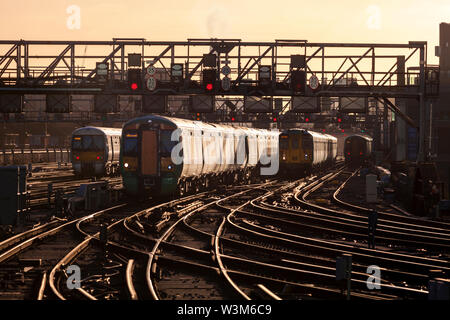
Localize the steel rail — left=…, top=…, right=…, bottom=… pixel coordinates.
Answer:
left=296, top=173, right=450, bottom=246
left=229, top=215, right=450, bottom=273
left=146, top=187, right=258, bottom=300
left=331, top=170, right=450, bottom=229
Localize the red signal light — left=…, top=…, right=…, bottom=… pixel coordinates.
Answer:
left=206, top=83, right=213, bottom=91
left=231, top=117, right=235, bottom=122
left=131, top=83, right=138, bottom=90
left=305, top=117, right=309, bottom=122
left=96, top=156, right=100, bottom=160
left=76, top=156, right=80, bottom=160
left=347, top=152, right=350, bottom=155
left=273, top=117, right=277, bottom=122
left=341, top=129, right=345, bottom=133
left=338, top=118, right=342, bottom=123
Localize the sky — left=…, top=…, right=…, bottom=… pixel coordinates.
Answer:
left=0, top=0, right=449, bottom=64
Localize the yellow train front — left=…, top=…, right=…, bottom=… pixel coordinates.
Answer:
left=71, top=126, right=122, bottom=176
left=279, top=129, right=337, bottom=176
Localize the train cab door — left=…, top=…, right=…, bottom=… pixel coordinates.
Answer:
left=139, top=127, right=159, bottom=177
left=290, top=134, right=301, bottom=162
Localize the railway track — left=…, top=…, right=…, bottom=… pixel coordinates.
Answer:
left=0, top=202, right=147, bottom=300
left=47, top=189, right=233, bottom=300
left=27, top=175, right=122, bottom=208
left=1, top=167, right=449, bottom=300
left=43, top=181, right=287, bottom=300
left=291, top=168, right=450, bottom=251
left=120, top=170, right=447, bottom=300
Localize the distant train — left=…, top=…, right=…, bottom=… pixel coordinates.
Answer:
left=120, top=115, right=279, bottom=197
left=71, top=126, right=122, bottom=176
left=344, top=134, right=373, bottom=166
left=279, top=129, right=337, bottom=175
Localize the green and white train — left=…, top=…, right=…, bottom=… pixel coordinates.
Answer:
left=120, top=115, right=279, bottom=197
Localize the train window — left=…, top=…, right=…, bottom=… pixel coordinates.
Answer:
left=303, top=137, right=313, bottom=150
left=123, top=131, right=138, bottom=156
left=72, top=135, right=104, bottom=151
left=72, top=136, right=82, bottom=149
left=160, top=130, right=179, bottom=156
left=280, top=137, right=289, bottom=149
left=291, top=138, right=299, bottom=149
left=92, top=136, right=104, bottom=150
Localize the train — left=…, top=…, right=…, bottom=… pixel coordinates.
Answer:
left=120, top=115, right=279, bottom=197
left=71, top=126, right=122, bottom=176
left=344, top=134, right=373, bottom=166
left=279, top=129, right=337, bottom=175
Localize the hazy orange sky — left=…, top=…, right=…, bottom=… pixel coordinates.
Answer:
left=1, top=0, right=448, bottom=64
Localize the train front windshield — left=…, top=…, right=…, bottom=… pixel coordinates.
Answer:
left=160, top=130, right=178, bottom=156
left=72, top=135, right=104, bottom=151
left=280, top=135, right=289, bottom=149
left=123, top=132, right=138, bottom=156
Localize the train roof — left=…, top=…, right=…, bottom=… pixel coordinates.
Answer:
left=72, top=126, right=122, bottom=136
left=344, top=134, right=373, bottom=142
left=282, top=128, right=337, bottom=142
left=123, top=115, right=279, bottom=137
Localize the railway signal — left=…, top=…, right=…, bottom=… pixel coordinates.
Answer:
left=230, top=110, right=236, bottom=122
left=202, top=69, right=216, bottom=93
left=128, top=69, right=142, bottom=91
left=272, top=112, right=278, bottom=122
left=291, top=70, right=306, bottom=93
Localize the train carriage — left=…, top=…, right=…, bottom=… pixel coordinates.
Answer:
left=71, top=126, right=122, bottom=176
left=344, top=134, right=373, bottom=166
left=279, top=129, right=337, bottom=175
left=121, top=115, right=279, bottom=197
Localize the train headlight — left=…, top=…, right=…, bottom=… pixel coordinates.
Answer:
left=168, top=165, right=172, bottom=170
left=124, top=163, right=129, bottom=168
left=282, top=155, right=286, bottom=161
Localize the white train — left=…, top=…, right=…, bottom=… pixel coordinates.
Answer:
left=279, top=129, right=337, bottom=175
left=121, top=115, right=279, bottom=196
left=71, top=126, right=122, bottom=176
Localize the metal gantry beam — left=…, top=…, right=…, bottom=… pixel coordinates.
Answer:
left=0, top=39, right=432, bottom=158
left=0, top=39, right=427, bottom=89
